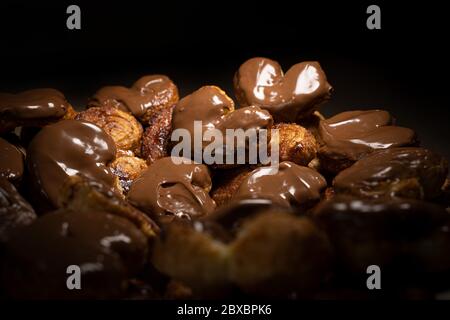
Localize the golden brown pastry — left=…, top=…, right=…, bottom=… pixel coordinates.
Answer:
left=88, top=75, right=179, bottom=124
left=58, top=175, right=159, bottom=239
left=230, top=211, right=332, bottom=297
left=152, top=219, right=232, bottom=297
left=75, top=106, right=143, bottom=156
left=109, top=156, right=148, bottom=194
left=272, top=122, right=318, bottom=166
left=141, top=104, right=175, bottom=164
left=152, top=203, right=332, bottom=298
left=0, top=88, right=76, bottom=133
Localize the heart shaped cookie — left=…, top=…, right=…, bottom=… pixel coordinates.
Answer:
left=234, top=57, right=332, bottom=122
left=88, top=75, right=179, bottom=123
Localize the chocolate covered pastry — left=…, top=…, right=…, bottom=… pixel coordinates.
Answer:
left=58, top=175, right=159, bottom=239
left=152, top=203, right=332, bottom=298
left=26, top=119, right=120, bottom=210
left=152, top=219, right=232, bottom=297
left=210, top=165, right=256, bottom=206
left=232, top=161, right=327, bottom=210
left=230, top=210, right=332, bottom=297
left=171, top=85, right=273, bottom=166
left=0, top=137, right=24, bottom=184
left=127, top=157, right=216, bottom=223
left=88, top=75, right=179, bottom=124
left=1, top=56, right=450, bottom=300
left=75, top=106, right=143, bottom=156
left=234, top=57, right=332, bottom=122
left=314, top=196, right=450, bottom=275
left=333, top=147, right=448, bottom=200
left=2, top=209, right=149, bottom=299
left=0, top=178, right=36, bottom=242
left=318, top=110, right=417, bottom=173
left=0, top=88, right=76, bottom=133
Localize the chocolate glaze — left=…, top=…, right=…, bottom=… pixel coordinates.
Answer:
left=171, top=86, right=273, bottom=160
left=3, top=209, right=148, bottom=299
left=127, top=157, right=216, bottom=222
left=233, top=161, right=327, bottom=208
left=89, top=75, right=178, bottom=119
left=0, top=137, right=24, bottom=182
left=0, top=178, right=36, bottom=242
left=319, top=110, right=417, bottom=160
left=0, top=88, right=69, bottom=121
left=234, top=57, right=332, bottom=122
left=333, top=147, right=448, bottom=199
left=27, top=120, right=117, bottom=208
left=314, top=195, right=450, bottom=273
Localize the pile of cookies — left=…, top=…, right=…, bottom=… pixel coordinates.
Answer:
left=0, top=57, right=448, bottom=299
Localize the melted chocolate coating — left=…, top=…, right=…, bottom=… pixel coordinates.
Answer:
left=319, top=110, right=417, bottom=161
left=127, top=157, right=216, bottom=222
left=2, top=210, right=148, bottom=299
left=314, top=195, right=450, bottom=273
left=89, top=75, right=178, bottom=120
left=333, top=147, right=448, bottom=200
left=233, top=161, right=327, bottom=208
left=234, top=57, right=332, bottom=122
left=26, top=120, right=117, bottom=208
left=0, top=88, right=69, bottom=121
left=171, top=86, right=272, bottom=162
left=0, top=137, right=24, bottom=182
left=0, top=178, right=36, bottom=242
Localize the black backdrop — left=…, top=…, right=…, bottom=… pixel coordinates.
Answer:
left=1, top=0, right=449, bottom=160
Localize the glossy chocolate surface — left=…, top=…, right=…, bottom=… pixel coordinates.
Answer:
left=3, top=209, right=148, bottom=299
left=26, top=120, right=117, bottom=207
left=0, top=88, right=69, bottom=120
left=314, top=195, right=450, bottom=272
left=89, top=75, right=178, bottom=119
left=0, top=137, right=24, bottom=181
left=333, top=147, right=448, bottom=199
left=171, top=86, right=272, bottom=160
left=319, top=110, right=417, bottom=160
left=128, top=157, right=216, bottom=221
left=233, top=161, right=327, bottom=208
left=234, top=57, right=332, bottom=122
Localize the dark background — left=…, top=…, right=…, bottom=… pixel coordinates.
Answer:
left=0, top=0, right=449, bottom=160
